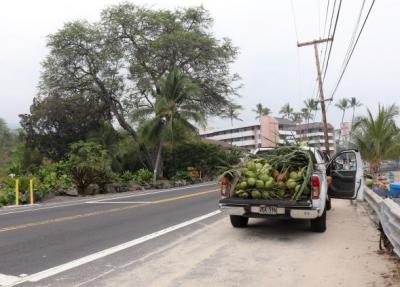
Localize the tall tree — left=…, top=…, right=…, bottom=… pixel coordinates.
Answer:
left=225, top=103, right=243, bottom=126
left=139, top=68, right=206, bottom=183
left=290, top=112, right=303, bottom=125
left=335, top=98, right=349, bottom=142
left=349, top=97, right=362, bottom=126
left=304, top=98, right=319, bottom=121
left=36, top=4, right=240, bottom=170
left=279, top=103, right=293, bottom=119
left=0, top=118, right=16, bottom=166
left=20, top=93, right=113, bottom=160
left=352, top=104, right=400, bottom=174
left=252, top=103, right=271, bottom=120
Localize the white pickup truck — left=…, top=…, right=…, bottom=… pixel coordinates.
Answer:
left=219, top=148, right=363, bottom=232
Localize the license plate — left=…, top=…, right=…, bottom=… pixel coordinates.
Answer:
left=259, top=206, right=283, bottom=215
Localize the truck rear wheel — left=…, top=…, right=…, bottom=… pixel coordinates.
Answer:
left=230, top=215, right=248, bottom=228
left=326, top=198, right=332, bottom=211
left=310, top=209, right=326, bottom=233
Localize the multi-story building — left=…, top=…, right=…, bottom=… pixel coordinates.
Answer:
left=200, top=116, right=336, bottom=153
left=293, top=122, right=336, bottom=153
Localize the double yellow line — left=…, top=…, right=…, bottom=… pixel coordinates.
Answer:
left=0, top=189, right=218, bottom=233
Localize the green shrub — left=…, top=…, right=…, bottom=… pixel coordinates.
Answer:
left=133, top=168, right=153, bottom=183
left=36, top=161, right=73, bottom=193
left=171, top=171, right=193, bottom=182
left=163, top=141, right=243, bottom=179
left=66, top=141, right=112, bottom=194
left=120, top=170, right=136, bottom=182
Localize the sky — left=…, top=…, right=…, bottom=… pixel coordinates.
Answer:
left=0, top=0, right=399, bottom=130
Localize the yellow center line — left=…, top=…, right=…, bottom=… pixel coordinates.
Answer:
left=0, top=189, right=219, bottom=233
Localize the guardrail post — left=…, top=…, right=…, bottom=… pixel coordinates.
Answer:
left=30, top=179, right=34, bottom=205
left=15, top=179, right=19, bottom=206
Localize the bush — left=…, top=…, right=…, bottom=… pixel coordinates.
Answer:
left=163, top=141, right=243, bottom=179
left=0, top=175, right=37, bottom=205
left=133, top=168, right=153, bottom=184
left=66, top=141, right=113, bottom=195
left=120, top=170, right=136, bottom=182
left=35, top=160, right=73, bottom=195
left=171, top=171, right=193, bottom=182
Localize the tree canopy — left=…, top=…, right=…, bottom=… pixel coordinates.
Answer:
left=352, top=104, right=400, bottom=174
left=31, top=3, right=240, bottom=169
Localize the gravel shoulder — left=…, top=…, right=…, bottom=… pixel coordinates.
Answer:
left=97, top=199, right=399, bottom=287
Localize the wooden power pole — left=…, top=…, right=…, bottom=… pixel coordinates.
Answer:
left=297, top=38, right=333, bottom=155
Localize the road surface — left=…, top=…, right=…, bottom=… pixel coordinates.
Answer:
left=0, top=184, right=398, bottom=286
left=0, top=183, right=220, bottom=286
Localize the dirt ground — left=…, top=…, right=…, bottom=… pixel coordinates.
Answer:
left=101, top=199, right=399, bottom=287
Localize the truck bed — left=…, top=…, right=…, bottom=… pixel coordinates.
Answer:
left=219, top=197, right=312, bottom=208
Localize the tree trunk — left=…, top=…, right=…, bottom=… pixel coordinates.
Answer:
left=350, top=108, right=355, bottom=143
left=338, top=111, right=345, bottom=143
left=153, top=141, right=163, bottom=184
left=94, top=79, right=155, bottom=170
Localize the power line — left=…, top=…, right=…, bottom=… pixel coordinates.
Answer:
left=328, top=0, right=376, bottom=101
left=321, top=0, right=337, bottom=74
left=322, top=0, right=331, bottom=40
left=336, top=0, right=367, bottom=86
left=290, top=0, right=300, bottom=42
left=322, top=0, right=343, bottom=80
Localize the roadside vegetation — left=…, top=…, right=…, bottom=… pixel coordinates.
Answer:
left=0, top=4, right=242, bottom=207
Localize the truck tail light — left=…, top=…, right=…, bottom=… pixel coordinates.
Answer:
left=311, top=175, right=320, bottom=199
left=220, top=176, right=228, bottom=198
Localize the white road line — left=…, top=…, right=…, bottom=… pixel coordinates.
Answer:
left=85, top=201, right=151, bottom=204
left=0, top=182, right=215, bottom=216
left=6, top=210, right=221, bottom=286
left=0, top=274, right=20, bottom=286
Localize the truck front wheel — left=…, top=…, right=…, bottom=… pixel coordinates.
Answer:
left=230, top=215, right=248, bottom=228
left=310, top=209, right=326, bottom=232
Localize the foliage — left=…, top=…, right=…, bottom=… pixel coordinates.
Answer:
left=138, top=67, right=206, bottom=182
left=20, top=93, right=113, bottom=161
left=0, top=119, right=20, bottom=176
left=66, top=141, right=113, bottom=194
left=36, top=4, right=240, bottom=169
left=119, top=169, right=153, bottom=183
left=290, top=112, right=303, bottom=124
left=352, top=104, right=400, bottom=174
left=163, top=141, right=242, bottom=179
left=120, top=170, right=136, bottom=182
left=348, top=97, right=362, bottom=125
left=171, top=171, right=193, bottom=182
left=133, top=168, right=153, bottom=184
left=224, top=103, right=243, bottom=126
left=35, top=161, right=74, bottom=197
left=252, top=103, right=271, bottom=120
left=279, top=103, right=293, bottom=119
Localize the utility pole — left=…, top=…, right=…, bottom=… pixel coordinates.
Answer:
left=297, top=38, right=333, bottom=155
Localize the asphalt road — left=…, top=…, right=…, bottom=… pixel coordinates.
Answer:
left=0, top=182, right=220, bottom=286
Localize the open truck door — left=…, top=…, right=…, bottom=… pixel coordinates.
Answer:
left=327, top=149, right=363, bottom=199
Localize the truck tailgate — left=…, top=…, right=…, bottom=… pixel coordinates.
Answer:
left=219, top=197, right=312, bottom=208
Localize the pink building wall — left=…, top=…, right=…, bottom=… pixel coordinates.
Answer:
left=260, top=116, right=279, bottom=147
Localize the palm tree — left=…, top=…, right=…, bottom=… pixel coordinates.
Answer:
left=226, top=103, right=243, bottom=126
left=290, top=112, right=303, bottom=125
left=279, top=103, right=293, bottom=119
left=304, top=98, right=319, bottom=121
left=140, top=67, right=206, bottom=183
left=252, top=103, right=271, bottom=119
left=335, top=98, right=349, bottom=142
left=352, top=104, right=400, bottom=175
left=349, top=97, right=362, bottom=127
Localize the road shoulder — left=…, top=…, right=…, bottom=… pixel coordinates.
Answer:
left=94, top=199, right=399, bottom=287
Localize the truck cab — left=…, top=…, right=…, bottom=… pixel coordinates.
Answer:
left=219, top=148, right=363, bottom=232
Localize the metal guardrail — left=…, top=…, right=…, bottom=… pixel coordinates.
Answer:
left=364, top=185, right=400, bottom=256
left=379, top=198, right=400, bottom=256
left=364, top=186, right=383, bottom=222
